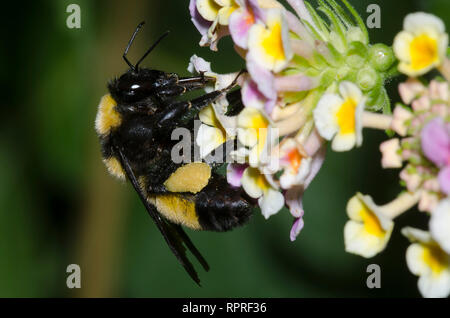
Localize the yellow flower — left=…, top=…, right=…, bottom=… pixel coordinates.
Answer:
left=247, top=8, right=292, bottom=72
left=393, top=12, right=448, bottom=76
left=196, top=0, right=239, bottom=26
left=196, top=105, right=227, bottom=158
left=241, top=167, right=284, bottom=219
left=313, top=81, right=365, bottom=152
left=277, top=138, right=312, bottom=189
left=402, top=227, right=450, bottom=298
left=236, top=107, right=276, bottom=167
left=344, top=193, right=394, bottom=258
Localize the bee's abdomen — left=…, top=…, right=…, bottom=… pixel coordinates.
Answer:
left=194, top=175, right=252, bottom=232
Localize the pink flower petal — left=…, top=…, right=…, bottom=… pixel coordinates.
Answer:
left=285, top=145, right=326, bottom=217
left=248, top=0, right=267, bottom=22
left=391, top=106, right=413, bottom=136
left=303, top=129, right=325, bottom=157
left=421, top=117, right=450, bottom=167
left=246, top=53, right=277, bottom=100
left=274, top=74, right=318, bottom=92
left=285, top=10, right=314, bottom=44
left=412, top=95, right=431, bottom=112
left=286, top=0, right=316, bottom=31
left=189, top=0, right=211, bottom=36
left=398, top=79, right=425, bottom=105
left=429, top=80, right=449, bottom=101
left=242, top=78, right=276, bottom=115
left=229, top=8, right=254, bottom=49
left=285, top=186, right=305, bottom=218
left=227, top=163, right=248, bottom=187
left=400, top=168, right=422, bottom=192
left=290, top=216, right=305, bottom=241
left=304, top=144, right=326, bottom=188
left=380, top=139, right=403, bottom=169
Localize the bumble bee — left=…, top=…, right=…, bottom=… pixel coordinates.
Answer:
left=95, top=22, right=252, bottom=284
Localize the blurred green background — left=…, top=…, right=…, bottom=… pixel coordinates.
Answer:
left=0, top=0, right=449, bottom=297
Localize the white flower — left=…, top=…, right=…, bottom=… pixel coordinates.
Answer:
left=196, top=0, right=239, bottom=25
left=277, top=138, right=312, bottom=189
left=313, top=81, right=365, bottom=152
left=196, top=106, right=227, bottom=158
left=402, top=227, right=450, bottom=298
left=241, top=167, right=284, bottom=219
left=393, top=12, right=448, bottom=76
left=236, top=107, right=277, bottom=167
left=189, top=55, right=240, bottom=127
left=344, top=193, right=394, bottom=258
left=430, top=199, right=450, bottom=254
left=247, top=8, right=292, bottom=72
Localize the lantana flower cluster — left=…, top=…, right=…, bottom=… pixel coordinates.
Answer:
left=189, top=0, right=450, bottom=297
left=190, top=0, right=397, bottom=239
left=342, top=13, right=450, bottom=298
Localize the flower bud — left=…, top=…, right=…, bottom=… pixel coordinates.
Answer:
left=357, top=66, right=380, bottom=91
left=369, top=43, right=396, bottom=72
left=346, top=41, right=368, bottom=69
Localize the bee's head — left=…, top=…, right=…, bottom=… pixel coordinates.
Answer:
left=109, top=68, right=164, bottom=103
left=108, top=22, right=170, bottom=105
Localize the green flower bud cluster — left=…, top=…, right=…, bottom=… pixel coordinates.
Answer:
left=286, top=0, right=398, bottom=113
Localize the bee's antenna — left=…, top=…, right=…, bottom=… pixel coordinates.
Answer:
left=123, top=21, right=146, bottom=71
left=135, top=30, right=170, bottom=70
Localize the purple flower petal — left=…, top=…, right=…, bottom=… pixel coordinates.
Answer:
left=189, top=0, right=211, bottom=36
left=285, top=186, right=305, bottom=218
left=248, top=0, right=267, bottom=22
left=285, top=11, right=314, bottom=44
left=286, top=0, right=316, bottom=31
left=242, top=78, right=276, bottom=114
left=284, top=145, right=326, bottom=216
left=246, top=53, right=277, bottom=100
left=303, top=129, right=325, bottom=157
left=242, top=78, right=265, bottom=107
left=438, top=166, right=450, bottom=195
left=226, top=163, right=248, bottom=187
left=274, top=74, right=318, bottom=92
left=290, top=216, right=305, bottom=241
left=421, top=117, right=450, bottom=167
left=303, top=144, right=326, bottom=188
left=229, top=7, right=254, bottom=49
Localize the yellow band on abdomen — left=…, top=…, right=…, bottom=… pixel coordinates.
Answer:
left=148, top=194, right=202, bottom=230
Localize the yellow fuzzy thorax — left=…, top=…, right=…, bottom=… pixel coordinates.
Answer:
left=95, top=94, right=121, bottom=135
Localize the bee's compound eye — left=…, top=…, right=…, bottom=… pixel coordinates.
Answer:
left=117, top=74, right=152, bottom=102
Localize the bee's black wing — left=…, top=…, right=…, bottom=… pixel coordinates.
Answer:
left=116, top=148, right=209, bottom=285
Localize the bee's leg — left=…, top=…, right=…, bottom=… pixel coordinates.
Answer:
left=157, top=71, right=246, bottom=129
left=156, top=75, right=215, bottom=98
left=222, top=89, right=244, bottom=116
left=177, top=74, right=215, bottom=92
left=157, top=88, right=227, bottom=129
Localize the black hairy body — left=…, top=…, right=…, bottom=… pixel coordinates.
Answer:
left=95, top=24, right=252, bottom=284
